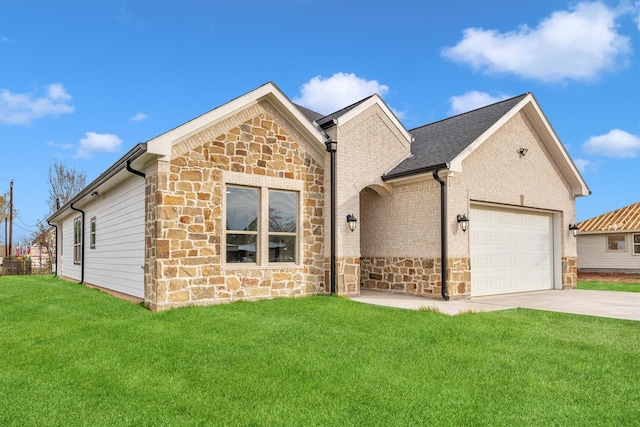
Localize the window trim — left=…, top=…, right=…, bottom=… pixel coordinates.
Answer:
left=606, top=234, right=626, bottom=252
left=73, top=217, right=82, bottom=265
left=633, top=234, right=640, bottom=256
left=90, top=217, right=96, bottom=249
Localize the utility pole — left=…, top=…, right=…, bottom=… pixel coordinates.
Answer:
left=9, top=180, right=13, bottom=258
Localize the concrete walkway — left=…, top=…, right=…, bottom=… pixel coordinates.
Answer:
left=351, top=289, right=640, bottom=321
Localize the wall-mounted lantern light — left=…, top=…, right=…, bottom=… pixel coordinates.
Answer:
left=569, top=223, right=580, bottom=237
left=518, top=148, right=528, bottom=157
left=346, top=214, right=358, bottom=232
left=457, top=214, right=469, bottom=232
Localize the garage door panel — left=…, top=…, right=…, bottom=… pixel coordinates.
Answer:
left=471, top=205, right=553, bottom=296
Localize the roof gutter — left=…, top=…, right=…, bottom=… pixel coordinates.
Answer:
left=432, top=169, right=450, bottom=301
left=48, top=143, right=147, bottom=223
left=382, top=163, right=449, bottom=182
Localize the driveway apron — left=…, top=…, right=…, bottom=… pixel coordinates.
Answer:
left=351, top=289, right=640, bottom=321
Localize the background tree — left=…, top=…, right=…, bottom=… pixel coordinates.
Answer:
left=47, top=159, right=87, bottom=214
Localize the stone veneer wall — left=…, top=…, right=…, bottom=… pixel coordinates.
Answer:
left=562, top=256, right=577, bottom=289
left=360, top=256, right=471, bottom=299
left=145, top=102, right=326, bottom=311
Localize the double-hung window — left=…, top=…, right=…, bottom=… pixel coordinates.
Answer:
left=226, top=186, right=259, bottom=263
left=90, top=217, right=96, bottom=249
left=225, top=185, right=298, bottom=265
left=73, top=217, right=82, bottom=264
left=268, top=190, right=297, bottom=263
left=633, top=234, right=640, bottom=255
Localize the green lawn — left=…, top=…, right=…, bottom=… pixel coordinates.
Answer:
left=577, top=280, right=640, bottom=292
left=1, top=276, right=638, bottom=426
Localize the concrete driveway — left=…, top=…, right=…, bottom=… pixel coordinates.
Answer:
left=351, top=289, right=640, bottom=321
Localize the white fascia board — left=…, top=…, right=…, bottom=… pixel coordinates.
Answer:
left=521, top=97, right=591, bottom=197
left=334, top=94, right=413, bottom=145
left=448, top=94, right=591, bottom=197
left=146, top=82, right=327, bottom=157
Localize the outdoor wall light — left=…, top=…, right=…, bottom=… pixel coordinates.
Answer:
left=457, top=214, right=469, bottom=232
left=518, top=148, right=528, bottom=157
left=346, top=214, right=358, bottom=232
left=569, top=223, right=580, bottom=237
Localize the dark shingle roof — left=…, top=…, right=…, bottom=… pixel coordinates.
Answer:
left=315, top=95, right=376, bottom=129
left=384, top=93, right=529, bottom=180
left=294, top=104, right=324, bottom=123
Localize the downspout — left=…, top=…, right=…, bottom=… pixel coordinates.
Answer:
left=70, top=203, right=85, bottom=284
left=325, top=140, right=337, bottom=295
left=126, top=159, right=146, bottom=178
left=47, top=221, right=57, bottom=277
left=432, top=170, right=450, bottom=301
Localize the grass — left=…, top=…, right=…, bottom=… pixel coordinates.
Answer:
left=1, top=275, right=639, bottom=426
left=577, top=280, right=640, bottom=292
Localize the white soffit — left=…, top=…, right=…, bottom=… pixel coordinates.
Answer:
left=146, top=82, right=328, bottom=157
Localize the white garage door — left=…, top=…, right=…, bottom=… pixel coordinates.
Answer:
left=471, top=205, right=553, bottom=296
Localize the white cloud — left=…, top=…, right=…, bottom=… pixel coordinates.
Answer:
left=573, top=158, right=593, bottom=173
left=76, top=132, right=123, bottom=159
left=448, top=91, right=511, bottom=115
left=46, top=140, right=74, bottom=150
left=293, top=72, right=389, bottom=115
left=442, top=2, right=631, bottom=82
left=130, top=112, right=150, bottom=122
left=582, top=129, right=640, bottom=158
left=0, top=83, right=74, bottom=125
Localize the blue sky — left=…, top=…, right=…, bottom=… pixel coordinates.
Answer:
left=1, top=0, right=639, bottom=244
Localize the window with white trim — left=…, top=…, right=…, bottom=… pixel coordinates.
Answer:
left=633, top=234, right=640, bottom=255
left=73, top=217, right=82, bottom=264
left=607, top=234, right=626, bottom=251
left=226, top=186, right=259, bottom=263
left=90, top=217, right=96, bottom=249
left=268, top=190, right=297, bottom=263
left=225, top=185, right=298, bottom=264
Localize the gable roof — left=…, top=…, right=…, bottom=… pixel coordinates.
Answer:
left=382, top=93, right=590, bottom=197
left=146, top=82, right=328, bottom=157
left=384, top=94, right=528, bottom=179
left=314, top=94, right=413, bottom=146
left=577, top=202, right=640, bottom=233
left=315, top=96, right=376, bottom=129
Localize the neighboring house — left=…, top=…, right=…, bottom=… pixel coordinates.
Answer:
left=47, top=82, right=589, bottom=311
left=576, top=202, right=640, bottom=273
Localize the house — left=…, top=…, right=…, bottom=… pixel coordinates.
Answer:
left=576, top=202, right=640, bottom=273
left=47, top=82, right=590, bottom=311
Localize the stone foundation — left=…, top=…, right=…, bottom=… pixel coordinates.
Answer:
left=360, top=256, right=471, bottom=299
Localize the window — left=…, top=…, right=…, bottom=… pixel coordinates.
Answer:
left=73, top=217, right=82, bottom=264
left=634, top=234, right=640, bottom=255
left=225, top=185, right=298, bottom=265
left=226, top=186, right=258, bottom=263
left=607, top=234, right=626, bottom=251
left=269, top=190, right=297, bottom=263
left=90, top=217, right=96, bottom=249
